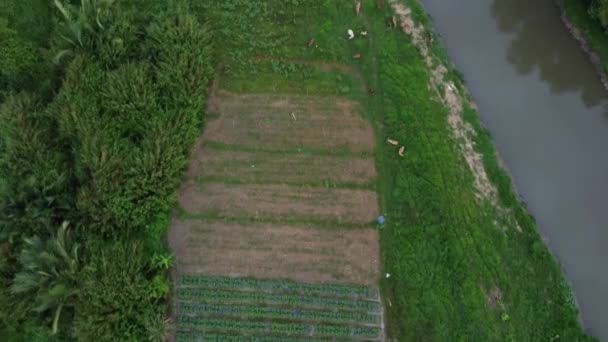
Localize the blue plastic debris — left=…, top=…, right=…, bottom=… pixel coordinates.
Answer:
left=377, top=215, right=386, bottom=225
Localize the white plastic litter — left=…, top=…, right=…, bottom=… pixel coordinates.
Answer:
left=385, top=273, right=391, bottom=278
left=347, top=29, right=355, bottom=40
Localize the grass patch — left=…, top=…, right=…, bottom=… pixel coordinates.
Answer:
left=222, top=60, right=362, bottom=97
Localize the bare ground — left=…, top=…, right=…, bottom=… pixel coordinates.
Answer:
left=186, top=149, right=377, bottom=185
left=203, top=92, right=375, bottom=153
left=178, top=183, right=379, bottom=225
left=169, top=219, right=380, bottom=287
left=171, top=79, right=381, bottom=290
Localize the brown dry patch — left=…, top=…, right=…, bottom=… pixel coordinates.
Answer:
left=187, top=149, right=377, bottom=185
left=178, top=183, right=379, bottom=225
left=483, top=285, right=504, bottom=308
left=168, top=220, right=380, bottom=287
left=203, top=93, right=375, bottom=153
left=391, top=1, right=503, bottom=206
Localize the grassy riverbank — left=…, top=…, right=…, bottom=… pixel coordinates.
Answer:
left=187, top=0, right=595, bottom=340
left=378, top=1, right=594, bottom=340
left=559, top=0, right=608, bottom=82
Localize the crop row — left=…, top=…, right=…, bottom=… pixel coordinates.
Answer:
left=176, top=331, right=326, bottom=342
left=177, top=302, right=380, bottom=325
left=177, top=316, right=382, bottom=338
left=176, top=288, right=380, bottom=313
left=179, top=275, right=378, bottom=300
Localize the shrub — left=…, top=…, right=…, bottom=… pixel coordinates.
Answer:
left=11, top=222, right=81, bottom=334
left=0, top=94, right=73, bottom=237
left=73, top=240, right=167, bottom=342
left=0, top=1, right=215, bottom=339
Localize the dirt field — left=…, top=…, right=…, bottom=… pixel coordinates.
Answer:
left=204, top=92, right=375, bottom=153
left=169, top=220, right=380, bottom=287
left=187, top=149, right=377, bottom=186
left=178, top=183, right=378, bottom=224
left=170, top=89, right=381, bottom=289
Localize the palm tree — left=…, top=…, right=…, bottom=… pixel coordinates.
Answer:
left=53, top=0, right=114, bottom=62
left=11, top=221, right=82, bottom=334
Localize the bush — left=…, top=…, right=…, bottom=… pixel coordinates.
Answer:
left=49, top=9, right=215, bottom=236
left=11, top=222, right=81, bottom=335
left=0, top=94, right=73, bottom=237
left=0, top=0, right=215, bottom=339
left=590, top=0, right=608, bottom=28
left=73, top=241, right=167, bottom=342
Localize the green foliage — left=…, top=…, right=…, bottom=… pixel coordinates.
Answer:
left=11, top=222, right=81, bottom=334
left=0, top=0, right=214, bottom=339
left=49, top=6, right=214, bottom=236
left=589, top=0, right=608, bottom=28
left=52, top=0, right=114, bottom=62
left=0, top=19, right=40, bottom=99
left=0, top=319, right=65, bottom=342
left=0, top=19, right=37, bottom=75
left=73, top=240, right=167, bottom=342
left=561, top=0, right=608, bottom=76
left=0, top=1, right=57, bottom=100
left=0, top=94, right=73, bottom=237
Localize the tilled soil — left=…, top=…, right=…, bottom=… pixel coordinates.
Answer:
left=187, top=149, right=377, bottom=186
left=178, top=183, right=379, bottom=225
left=203, top=93, right=375, bottom=153
left=169, top=219, right=380, bottom=287
left=171, top=91, right=381, bottom=288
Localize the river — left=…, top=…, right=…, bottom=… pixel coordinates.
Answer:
left=418, top=0, right=608, bottom=339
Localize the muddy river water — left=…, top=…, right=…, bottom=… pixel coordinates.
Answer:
left=418, top=0, right=608, bottom=339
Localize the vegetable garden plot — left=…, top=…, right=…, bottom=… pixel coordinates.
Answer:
left=177, top=302, right=381, bottom=326
left=170, top=69, right=383, bottom=339
left=174, top=275, right=384, bottom=341
left=177, top=183, right=379, bottom=225
left=187, top=149, right=377, bottom=187
left=177, top=316, right=381, bottom=339
left=203, top=94, right=375, bottom=154
left=179, top=275, right=379, bottom=300
left=176, top=288, right=381, bottom=313
left=170, top=220, right=380, bottom=287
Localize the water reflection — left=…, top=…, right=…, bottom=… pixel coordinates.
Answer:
left=491, top=0, right=608, bottom=107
